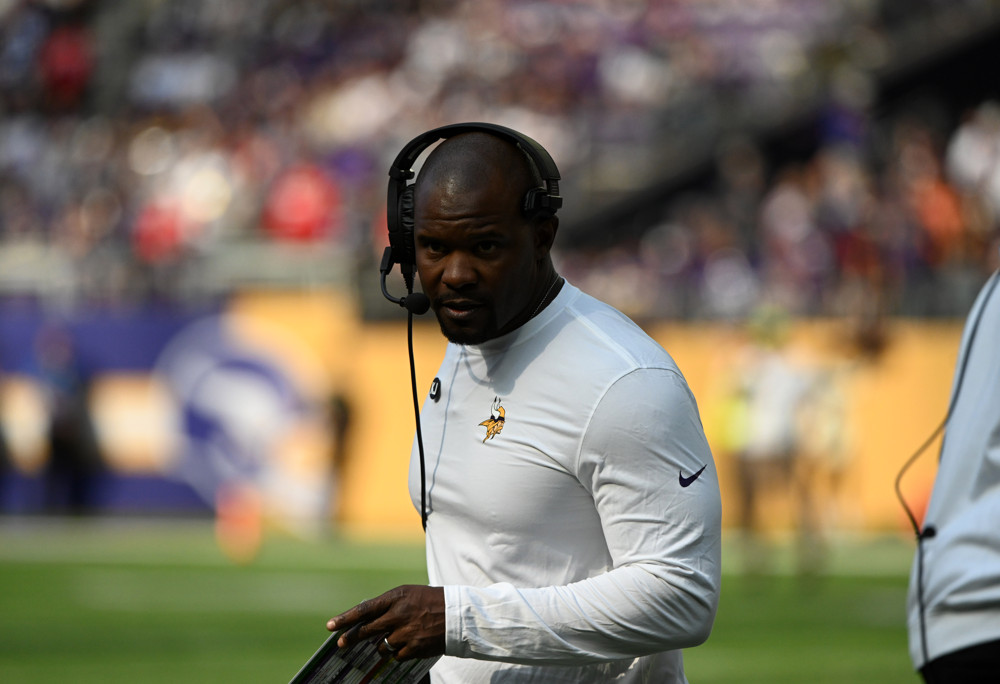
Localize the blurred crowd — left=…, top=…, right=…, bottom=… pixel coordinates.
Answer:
left=563, top=100, right=1000, bottom=322
left=0, top=0, right=997, bottom=317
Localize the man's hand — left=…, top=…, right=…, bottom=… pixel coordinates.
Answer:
left=327, top=585, right=446, bottom=661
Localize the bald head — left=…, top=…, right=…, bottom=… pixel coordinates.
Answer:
left=413, top=132, right=545, bottom=223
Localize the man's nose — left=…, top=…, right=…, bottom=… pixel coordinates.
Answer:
left=441, top=252, right=477, bottom=289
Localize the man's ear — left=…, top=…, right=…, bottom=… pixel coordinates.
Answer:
left=533, top=215, right=559, bottom=258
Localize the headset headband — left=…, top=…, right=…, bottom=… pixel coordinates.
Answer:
left=386, top=122, right=563, bottom=247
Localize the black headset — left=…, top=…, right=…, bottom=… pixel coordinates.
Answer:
left=379, top=122, right=563, bottom=315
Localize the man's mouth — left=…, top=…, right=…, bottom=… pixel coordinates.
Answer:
left=438, top=298, right=483, bottom=318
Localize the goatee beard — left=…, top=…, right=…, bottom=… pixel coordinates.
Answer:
left=439, top=321, right=493, bottom=345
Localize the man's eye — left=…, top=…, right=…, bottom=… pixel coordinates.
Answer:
left=476, top=241, right=498, bottom=255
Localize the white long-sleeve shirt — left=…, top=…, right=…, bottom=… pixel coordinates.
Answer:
left=409, top=282, right=722, bottom=683
left=907, top=267, right=1000, bottom=669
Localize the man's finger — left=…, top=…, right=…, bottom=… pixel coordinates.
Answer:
left=328, top=595, right=385, bottom=632
left=339, top=621, right=384, bottom=650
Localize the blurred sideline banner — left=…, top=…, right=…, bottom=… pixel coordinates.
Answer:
left=1, top=290, right=958, bottom=541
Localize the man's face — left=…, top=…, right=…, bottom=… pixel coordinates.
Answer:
left=414, top=176, right=545, bottom=345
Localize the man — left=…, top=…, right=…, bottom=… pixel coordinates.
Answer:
left=328, top=127, right=722, bottom=683
left=906, top=263, right=1000, bottom=683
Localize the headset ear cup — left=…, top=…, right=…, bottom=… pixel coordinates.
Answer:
left=397, top=185, right=416, bottom=267
left=522, top=187, right=539, bottom=219
left=523, top=187, right=553, bottom=221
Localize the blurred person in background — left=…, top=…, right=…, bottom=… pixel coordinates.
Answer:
left=0, top=358, right=10, bottom=510
left=36, top=325, right=105, bottom=515
left=325, top=391, right=353, bottom=526
left=906, top=253, right=1000, bottom=683
left=327, top=126, right=721, bottom=683
left=726, top=305, right=812, bottom=575
left=792, top=363, right=851, bottom=578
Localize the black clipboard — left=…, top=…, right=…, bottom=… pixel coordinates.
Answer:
left=289, top=631, right=438, bottom=684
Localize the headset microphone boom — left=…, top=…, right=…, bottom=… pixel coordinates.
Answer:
left=379, top=244, right=430, bottom=314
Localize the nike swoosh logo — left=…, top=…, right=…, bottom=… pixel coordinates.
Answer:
left=679, top=464, right=707, bottom=488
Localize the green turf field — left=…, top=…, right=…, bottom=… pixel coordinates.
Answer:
left=0, top=518, right=921, bottom=683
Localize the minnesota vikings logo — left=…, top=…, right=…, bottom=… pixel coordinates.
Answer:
left=478, top=397, right=505, bottom=442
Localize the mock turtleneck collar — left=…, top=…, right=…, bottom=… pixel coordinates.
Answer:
left=463, top=280, right=576, bottom=354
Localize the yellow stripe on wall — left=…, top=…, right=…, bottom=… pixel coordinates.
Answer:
left=1, top=289, right=960, bottom=541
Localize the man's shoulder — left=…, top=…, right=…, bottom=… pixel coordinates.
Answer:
left=560, top=288, right=677, bottom=372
